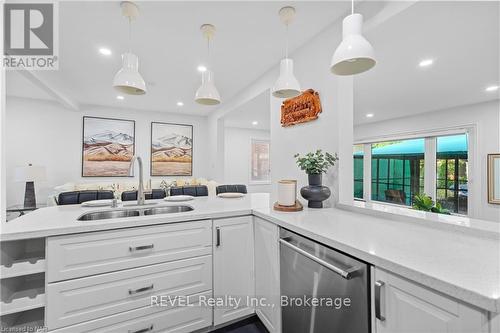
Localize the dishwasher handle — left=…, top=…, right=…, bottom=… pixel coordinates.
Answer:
left=279, top=238, right=357, bottom=280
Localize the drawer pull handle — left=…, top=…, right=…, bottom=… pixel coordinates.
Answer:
left=128, top=284, right=154, bottom=295
left=216, top=227, right=221, bottom=247
left=128, top=324, right=154, bottom=333
left=375, top=280, right=385, bottom=321
left=129, top=244, right=154, bottom=252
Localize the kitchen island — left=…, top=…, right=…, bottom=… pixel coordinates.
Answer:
left=1, top=194, right=499, bottom=332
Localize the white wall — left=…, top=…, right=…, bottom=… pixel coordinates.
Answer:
left=206, top=20, right=349, bottom=207
left=268, top=21, right=349, bottom=208
left=5, top=97, right=209, bottom=206
left=354, top=100, right=500, bottom=222
left=223, top=126, right=271, bottom=193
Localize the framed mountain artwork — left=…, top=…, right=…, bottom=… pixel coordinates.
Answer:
left=151, top=122, right=193, bottom=176
left=82, top=116, right=135, bottom=177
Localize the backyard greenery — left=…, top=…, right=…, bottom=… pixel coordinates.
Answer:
left=412, top=193, right=451, bottom=215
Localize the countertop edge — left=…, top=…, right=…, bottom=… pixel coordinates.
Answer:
left=0, top=209, right=253, bottom=241
left=336, top=203, right=500, bottom=240
left=252, top=209, right=500, bottom=313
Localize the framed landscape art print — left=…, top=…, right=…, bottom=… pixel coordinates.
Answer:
left=151, top=122, right=193, bottom=176
left=82, top=116, right=135, bottom=177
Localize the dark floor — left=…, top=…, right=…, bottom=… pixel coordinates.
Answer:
left=213, top=316, right=268, bottom=333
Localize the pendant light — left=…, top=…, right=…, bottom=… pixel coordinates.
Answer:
left=195, top=24, right=221, bottom=105
left=330, top=0, right=376, bottom=76
left=113, top=1, right=146, bottom=95
left=272, top=6, right=301, bottom=98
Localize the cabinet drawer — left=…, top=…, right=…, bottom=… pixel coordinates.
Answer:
left=47, top=220, right=212, bottom=282
left=47, top=255, right=212, bottom=330
left=51, top=290, right=212, bottom=333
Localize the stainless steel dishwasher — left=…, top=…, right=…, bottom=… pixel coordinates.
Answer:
left=280, top=228, right=370, bottom=333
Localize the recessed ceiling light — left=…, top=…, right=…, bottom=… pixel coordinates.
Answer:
left=366, top=113, right=374, bottom=118
left=177, top=101, right=184, bottom=106
left=252, top=121, right=258, bottom=126
left=485, top=85, right=499, bottom=92
left=197, top=65, right=207, bottom=72
left=116, top=95, right=124, bottom=100
left=99, top=47, right=112, bottom=56
left=418, top=59, right=434, bottom=67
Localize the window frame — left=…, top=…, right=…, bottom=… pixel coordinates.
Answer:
left=249, top=138, right=271, bottom=185
left=353, top=125, right=476, bottom=216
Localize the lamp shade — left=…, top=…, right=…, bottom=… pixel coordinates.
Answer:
left=330, top=13, right=376, bottom=76
left=272, top=58, right=301, bottom=98
left=15, top=165, right=46, bottom=182
left=113, top=52, right=147, bottom=95
left=195, top=70, right=221, bottom=105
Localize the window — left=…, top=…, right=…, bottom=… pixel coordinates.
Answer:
left=436, top=134, right=468, bottom=214
left=354, top=130, right=470, bottom=215
left=251, top=139, right=270, bottom=183
left=353, top=144, right=364, bottom=199
left=370, top=139, right=424, bottom=206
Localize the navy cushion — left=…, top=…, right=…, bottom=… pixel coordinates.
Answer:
left=169, top=185, right=208, bottom=197
left=196, top=186, right=209, bottom=196
left=216, top=185, right=247, bottom=195
left=169, top=187, right=184, bottom=196
left=121, top=189, right=166, bottom=202
left=57, top=191, right=80, bottom=205
left=57, top=190, right=115, bottom=205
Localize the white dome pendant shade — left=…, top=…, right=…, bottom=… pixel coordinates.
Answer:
left=195, top=70, right=221, bottom=105
left=272, top=6, right=301, bottom=99
left=330, top=13, right=376, bottom=76
left=272, top=58, right=301, bottom=98
left=112, top=1, right=146, bottom=95
left=113, top=52, right=146, bottom=95
left=195, top=24, right=221, bottom=106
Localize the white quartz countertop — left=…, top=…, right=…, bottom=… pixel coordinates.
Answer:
left=1, top=194, right=499, bottom=313
left=0, top=194, right=270, bottom=241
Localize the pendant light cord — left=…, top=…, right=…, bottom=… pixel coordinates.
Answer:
left=285, top=23, right=289, bottom=59
left=128, top=17, right=132, bottom=53
left=351, top=0, right=354, bottom=15
left=206, top=35, right=211, bottom=69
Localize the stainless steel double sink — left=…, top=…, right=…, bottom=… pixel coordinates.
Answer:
left=77, top=205, right=193, bottom=221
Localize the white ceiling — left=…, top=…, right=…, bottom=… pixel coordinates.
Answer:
left=354, top=1, right=500, bottom=125
left=6, top=1, right=350, bottom=115
left=223, top=90, right=270, bottom=130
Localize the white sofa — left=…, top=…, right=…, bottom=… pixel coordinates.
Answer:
left=47, top=178, right=218, bottom=206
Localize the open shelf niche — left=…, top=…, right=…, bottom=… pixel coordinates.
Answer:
left=1, top=238, right=45, bottom=279
left=0, top=307, right=45, bottom=331
left=1, top=273, right=45, bottom=315
left=1, top=238, right=46, bottom=331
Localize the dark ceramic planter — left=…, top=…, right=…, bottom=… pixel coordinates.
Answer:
left=300, top=173, right=331, bottom=208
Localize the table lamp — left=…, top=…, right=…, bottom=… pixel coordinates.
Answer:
left=15, top=164, right=46, bottom=208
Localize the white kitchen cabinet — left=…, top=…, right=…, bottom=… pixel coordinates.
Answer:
left=254, top=216, right=281, bottom=333
left=213, top=216, right=255, bottom=325
left=374, top=268, right=489, bottom=333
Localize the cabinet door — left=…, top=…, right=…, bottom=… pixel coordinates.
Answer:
left=254, top=217, right=281, bottom=333
left=213, top=216, right=255, bottom=325
left=374, top=268, right=488, bottom=333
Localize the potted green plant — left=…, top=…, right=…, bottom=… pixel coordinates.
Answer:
left=294, top=150, right=338, bottom=208
left=413, top=193, right=451, bottom=215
